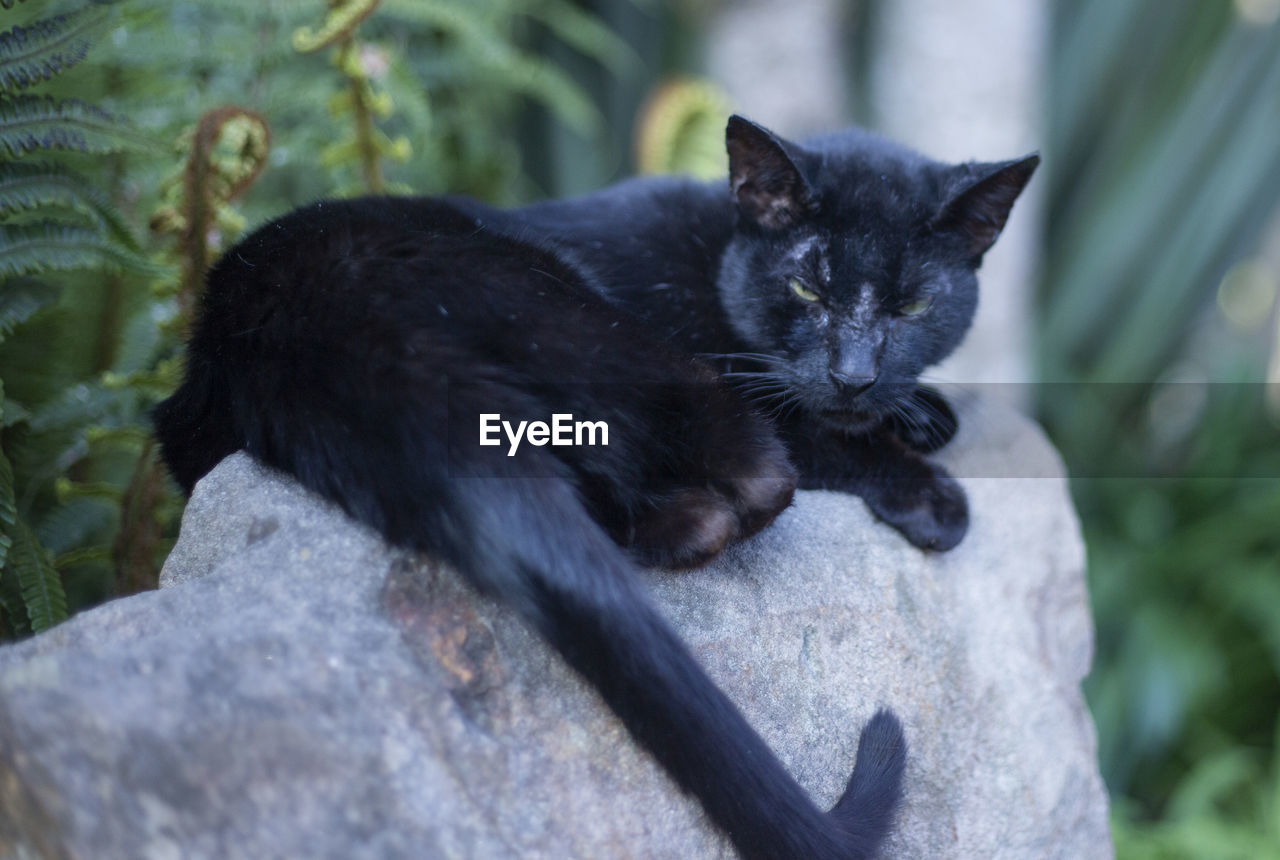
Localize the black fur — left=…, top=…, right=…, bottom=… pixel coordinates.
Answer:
left=453, top=117, right=1037, bottom=551
left=155, top=195, right=904, bottom=858
left=154, top=117, right=1035, bottom=858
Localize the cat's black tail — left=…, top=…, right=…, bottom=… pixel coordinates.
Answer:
left=159, top=360, right=905, bottom=858
left=457, top=475, right=907, bottom=860
left=153, top=197, right=905, bottom=858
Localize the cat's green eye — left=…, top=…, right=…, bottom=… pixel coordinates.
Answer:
left=898, top=296, right=934, bottom=317
left=789, top=277, right=821, bottom=303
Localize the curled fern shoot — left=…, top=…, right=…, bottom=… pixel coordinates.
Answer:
left=303, top=3, right=408, bottom=196
left=292, top=0, right=381, bottom=54
left=151, top=106, right=270, bottom=327
left=635, top=78, right=732, bottom=180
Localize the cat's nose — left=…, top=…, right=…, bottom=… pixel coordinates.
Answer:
left=829, top=370, right=877, bottom=396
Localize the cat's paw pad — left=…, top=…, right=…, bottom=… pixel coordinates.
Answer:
left=868, top=472, right=968, bottom=552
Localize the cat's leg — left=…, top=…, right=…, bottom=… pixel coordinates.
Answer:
left=566, top=379, right=797, bottom=570
left=623, top=418, right=799, bottom=571
left=788, top=426, right=968, bottom=552
left=625, top=485, right=751, bottom=569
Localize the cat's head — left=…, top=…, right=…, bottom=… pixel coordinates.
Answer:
left=716, top=115, right=1038, bottom=431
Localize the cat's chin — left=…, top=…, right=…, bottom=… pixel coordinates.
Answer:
left=814, top=407, right=885, bottom=434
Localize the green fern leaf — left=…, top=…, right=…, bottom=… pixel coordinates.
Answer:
left=379, top=0, right=600, bottom=133
left=2, top=515, right=67, bottom=633
left=36, top=497, right=111, bottom=555
left=0, top=398, right=27, bottom=427
left=0, top=430, right=54, bottom=635
left=37, top=493, right=112, bottom=555
left=516, top=0, right=640, bottom=76
left=291, top=0, right=380, bottom=54
left=5, top=378, right=66, bottom=636
left=0, top=374, right=30, bottom=428
left=0, top=408, right=15, bottom=575
left=0, top=94, right=155, bottom=158
left=0, top=222, right=154, bottom=277
left=502, top=53, right=599, bottom=134
left=0, top=276, right=57, bottom=344
left=0, top=161, right=142, bottom=251
left=0, top=444, right=22, bottom=635
left=0, top=6, right=110, bottom=92
left=27, top=380, right=117, bottom=434
left=53, top=543, right=111, bottom=570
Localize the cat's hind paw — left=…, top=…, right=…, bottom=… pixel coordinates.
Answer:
left=627, top=448, right=797, bottom=569
left=627, top=488, right=740, bottom=569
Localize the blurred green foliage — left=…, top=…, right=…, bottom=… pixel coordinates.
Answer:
left=8, top=1, right=1279, bottom=853
left=1, top=0, right=149, bottom=635
left=1042, top=0, right=1280, bottom=852
left=0, top=0, right=634, bottom=638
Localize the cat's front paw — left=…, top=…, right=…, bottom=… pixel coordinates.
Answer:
left=864, top=468, right=968, bottom=552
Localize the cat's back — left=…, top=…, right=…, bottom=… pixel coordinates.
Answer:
left=194, top=196, right=599, bottom=350
left=209, top=195, right=524, bottom=301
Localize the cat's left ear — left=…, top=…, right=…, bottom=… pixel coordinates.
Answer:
left=934, top=154, right=1040, bottom=257
left=726, top=115, right=815, bottom=230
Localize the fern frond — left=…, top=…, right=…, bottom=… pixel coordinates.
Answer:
left=28, top=380, right=118, bottom=433
left=0, top=276, right=57, bottom=344
left=102, top=357, right=182, bottom=399
left=2, top=515, right=67, bottom=632
left=53, top=542, right=110, bottom=570
left=0, top=422, right=15, bottom=574
left=503, top=53, right=599, bottom=134
left=1, top=396, right=62, bottom=633
left=0, top=442, right=20, bottom=635
left=0, top=5, right=110, bottom=92
left=84, top=424, right=150, bottom=448
left=292, top=0, right=381, bottom=54
left=516, top=0, right=640, bottom=75
left=382, top=1, right=599, bottom=132
left=0, top=94, right=154, bottom=158
left=55, top=476, right=121, bottom=504
left=0, top=222, right=154, bottom=277
left=0, top=161, right=142, bottom=251
left=1, top=394, right=26, bottom=428
left=36, top=497, right=110, bottom=554
left=635, top=78, right=732, bottom=179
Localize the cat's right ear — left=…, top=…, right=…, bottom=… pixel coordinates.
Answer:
left=726, top=115, right=813, bottom=230
left=934, top=154, right=1040, bottom=258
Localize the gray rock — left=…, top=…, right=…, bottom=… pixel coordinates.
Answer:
left=0, top=398, right=1111, bottom=859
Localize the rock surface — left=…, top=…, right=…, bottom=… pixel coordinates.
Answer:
left=0, top=398, right=1111, bottom=859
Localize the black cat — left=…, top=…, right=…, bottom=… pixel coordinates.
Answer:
left=454, top=116, right=1038, bottom=552
left=154, top=117, right=1035, bottom=859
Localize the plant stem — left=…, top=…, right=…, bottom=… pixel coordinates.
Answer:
left=341, top=37, right=384, bottom=193
left=112, top=439, right=165, bottom=596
